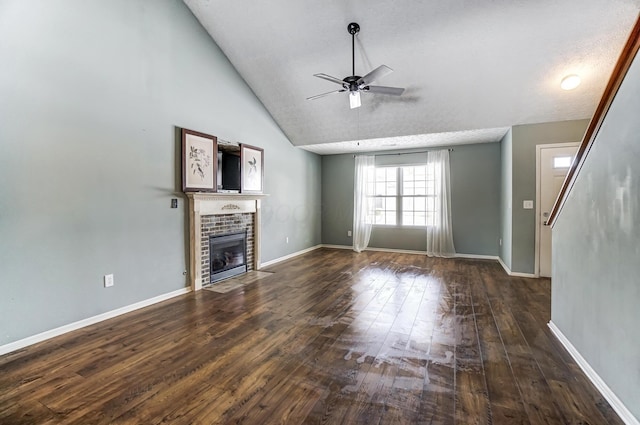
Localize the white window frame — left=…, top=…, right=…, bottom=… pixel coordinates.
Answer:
left=368, top=164, right=439, bottom=228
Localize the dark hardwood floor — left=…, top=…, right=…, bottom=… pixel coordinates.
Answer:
left=0, top=248, right=623, bottom=424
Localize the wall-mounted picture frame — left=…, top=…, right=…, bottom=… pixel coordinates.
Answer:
left=182, top=128, right=217, bottom=192
left=240, top=144, right=264, bottom=194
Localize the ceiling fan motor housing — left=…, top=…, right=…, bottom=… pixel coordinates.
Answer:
left=343, top=75, right=361, bottom=91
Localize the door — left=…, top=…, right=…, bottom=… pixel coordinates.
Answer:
left=537, top=144, right=579, bottom=277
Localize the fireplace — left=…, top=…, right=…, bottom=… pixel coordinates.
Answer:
left=209, top=231, right=247, bottom=283
left=186, top=193, right=266, bottom=291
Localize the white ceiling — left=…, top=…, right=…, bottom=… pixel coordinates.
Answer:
left=184, top=0, right=639, bottom=154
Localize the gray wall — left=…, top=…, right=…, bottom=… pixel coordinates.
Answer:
left=0, top=0, right=321, bottom=346
left=321, top=142, right=501, bottom=256
left=500, top=128, right=513, bottom=269
left=506, top=120, right=589, bottom=274
left=552, top=51, right=640, bottom=421
left=321, top=154, right=355, bottom=246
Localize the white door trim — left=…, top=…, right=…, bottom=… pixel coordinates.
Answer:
left=535, top=142, right=580, bottom=277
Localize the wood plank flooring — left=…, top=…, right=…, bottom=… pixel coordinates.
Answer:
left=0, top=248, right=623, bottom=424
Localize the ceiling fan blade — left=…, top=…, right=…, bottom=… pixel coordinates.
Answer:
left=306, top=89, right=346, bottom=100
left=313, top=73, right=346, bottom=86
left=363, top=85, right=405, bottom=96
left=357, top=65, right=393, bottom=86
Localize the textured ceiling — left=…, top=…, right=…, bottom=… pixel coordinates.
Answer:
left=184, top=0, right=639, bottom=154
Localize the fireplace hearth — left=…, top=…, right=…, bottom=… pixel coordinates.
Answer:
left=209, top=231, right=247, bottom=283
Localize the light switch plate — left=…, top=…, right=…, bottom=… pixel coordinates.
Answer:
left=523, top=200, right=534, bottom=209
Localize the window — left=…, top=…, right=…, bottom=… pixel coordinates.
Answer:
left=553, top=156, right=573, bottom=168
left=369, top=164, right=439, bottom=226
left=372, top=167, right=397, bottom=225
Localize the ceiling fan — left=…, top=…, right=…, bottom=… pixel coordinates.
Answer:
left=307, top=22, right=405, bottom=109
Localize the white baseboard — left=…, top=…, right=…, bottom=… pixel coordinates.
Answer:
left=0, top=287, right=191, bottom=357
left=455, top=253, right=499, bottom=261
left=320, top=244, right=352, bottom=250
left=260, top=244, right=323, bottom=268
left=365, top=246, right=428, bottom=255
left=497, top=256, right=537, bottom=278
left=320, top=244, right=500, bottom=261
left=548, top=321, right=639, bottom=425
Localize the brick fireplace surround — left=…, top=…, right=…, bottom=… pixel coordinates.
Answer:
left=186, top=193, right=266, bottom=291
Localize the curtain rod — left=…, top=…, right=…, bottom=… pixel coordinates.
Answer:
left=352, top=148, right=453, bottom=158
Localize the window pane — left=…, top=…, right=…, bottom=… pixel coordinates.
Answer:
left=404, top=165, right=429, bottom=198
left=373, top=167, right=397, bottom=197
left=385, top=197, right=396, bottom=211
left=554, top=156, right=572, bottom=168
left=385, top=212, right=396, bottom=225
left=403, top=197, right=414, bottom=211
left=403, top=213, right=414, bottom=226
left=386, top=182, right=396, bottom=196
left=403, top=167, right=414, bottom=180
left=387, top=168, right=396, bottom=180
left=398, top=165, right=431, bottom=227
left=426, top=181, right=435, bottom=194
left=426, top=196, right=435, bottom=212
left=403, top=181, right=414, bottom=195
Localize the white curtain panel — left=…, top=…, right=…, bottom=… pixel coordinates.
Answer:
left=353, top=155, right=375, bottom=253
left=426, top=149, right=456, bottom=257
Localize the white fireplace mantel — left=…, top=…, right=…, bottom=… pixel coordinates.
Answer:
left=186, top=193, right=268, bottom=291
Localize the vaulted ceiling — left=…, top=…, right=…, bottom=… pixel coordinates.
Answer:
left=184, top=0, right=639, bottom=154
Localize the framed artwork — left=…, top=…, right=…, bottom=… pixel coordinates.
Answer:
left=240, top=144, right=264, bottom=193
left=182, top=128, right=217, bottom=192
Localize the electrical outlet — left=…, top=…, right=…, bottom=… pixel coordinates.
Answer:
left=499, top=238, right=502, bottom=246
left=286, top=237, right=289, bottom=244
left=171, top=199, right=178, bottom=208
left=347, top=230, right=352, bottom=237
left=523, top=200, right=534, bottom=209
left=104, top=274, right=114, bottom=288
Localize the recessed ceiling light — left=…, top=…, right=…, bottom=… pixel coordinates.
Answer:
left=561, top=74, right=581, bottom=90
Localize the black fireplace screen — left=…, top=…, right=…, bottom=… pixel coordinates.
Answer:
left=209, top=231, right=247, bottom=283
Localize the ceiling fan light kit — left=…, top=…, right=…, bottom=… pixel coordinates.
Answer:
left=307, top=22, right=405, bottom=109
left=349, top=91, right=361, bottom=109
